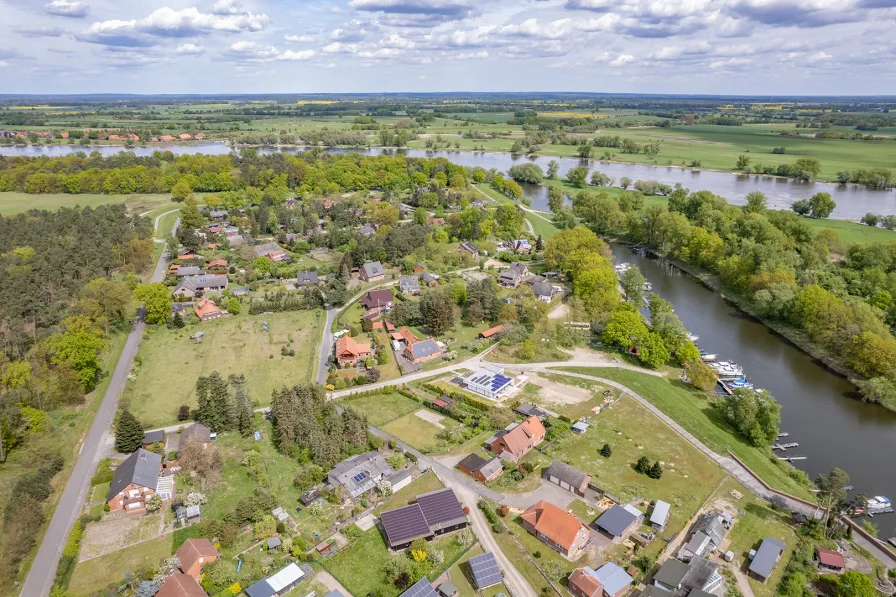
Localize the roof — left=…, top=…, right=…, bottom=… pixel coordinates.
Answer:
left=297, top=271, right=320, bottom=285
left=639, top=589, right=672, bottom=597
left=362, top=261, right=385, bottom=278
left=749, top=537, right=786, bottom=578
left=399, top=578, right=439, bottom=597
left=458, top=453, right=487, bottom=472
left=532, top=281, right=555, bottom=298
left=515, top=403, right=548, bottom=418
left=361, top=288, right=394, bottom=309
left=157, top=573, right=207, bottom=597
left=386, top=469, right=412, bottom=486
left=468, top=552, right=502, bottom=588
left=400, top=275, right=420, bottom=290
left=336, top=335, right=372, bottom=358
left=175, top=274, right=229, bottom=293
left=572, top=422, right=589, bottom=432
left=479, top=325, right=504, bottom=339
left=545, top=460, right=590, bottom=490
left=596, top=504, right=638, bottom=537
left=181, top=423, right=211, bottom=445
left=422, top=271, right=439, bottom=284
left=416, top=488, right=466, bottom=530
left=267, top=536, right=282, bottom=548
left=177, top=266, right=202, bottom=276
left=107, top=449, right=162, bottom=502
left=143, top=430, right=164, bottom=444
left=267, top=563, right=304, bottom=592
left=245, top=579, right=277, bottom=597
left=438, top=582, right=457, bottom=597
left=592, top=563, right=633, bottom=596
left=398, top=327, right=419, bottom=344
left=654, top=559, right=690, bottom=588
left=479, top=458, right=503, bottom=478
left=520, top=500, right=587, bottom=552
left=691, top=512, right=727, bottom=547
left=359, top=223, right=377, bottom=235
left=458, top=241, right=478, bottom=254
left=651, top=500, right=671, bottom=526
left=253, top=242, right=284, bottom=257
left=325, top=591, right=346, bottom=597
left=498, top=262, right=528, bottom=283
left=408, top=338, right=441, bottom=359
left=568, top=568, right=604, bottom=597
left=816, top=548, right=845, bottom=568
left=195, top=299, right=222, bottom=319
left=494, top=416, right=545, bottom=456
left=176, top=538, right=219, bottom=575
left=682, top=557, right=719, bottom=593
left=380, top=504, right=432, bottom=546
left=328, top=451, right=393, bottom=498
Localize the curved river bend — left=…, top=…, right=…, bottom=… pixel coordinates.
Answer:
left=1, top=143, right=893, bottom=219
left=612, top=244, right=896, bottom=528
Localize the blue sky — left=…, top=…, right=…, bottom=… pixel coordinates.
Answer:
left=1, top=0, right=895, bottom=95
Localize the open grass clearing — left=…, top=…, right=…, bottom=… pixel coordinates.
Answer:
left=125, top=310, right=323, bottom=428
left=544, top=394, right=725, bottom=541
left=0, top=192, right=174, bottom=215
left=557, top=367, right=815, bottom=502
left=381, top=411, right=463, bottom=453
left=69, top=534, right=173, bottom=597
left=341, top=392, right=422, bottom=426
left=530, top=372, right=624, bottom=420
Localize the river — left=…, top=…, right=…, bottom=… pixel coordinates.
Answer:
left=1, top=142, right=893, bottom=219
left=612, top=243, right=896, bottom=528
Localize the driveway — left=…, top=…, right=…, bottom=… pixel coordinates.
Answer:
left=316, top=571, right=354, bottom=597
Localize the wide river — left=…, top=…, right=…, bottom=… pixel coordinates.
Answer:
left=2, top=142, right=894, bottom=219
left=612, top=244, right=896, bottom=528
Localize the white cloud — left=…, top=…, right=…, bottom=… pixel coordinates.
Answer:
left=380, top=33, right=415, bottom=48
left=322, top=42, right=360, bottom=53
left=212, top=0, right=243, bottom=15
left=808, top=50, right=832, bottom=62
left=499, top=18, right=572, bottom=39
left=358, top=47, right=402, bottom=58
left=45, top=0, right=89, bottom=18
left=17, top=26, right=67, bottom=38
left=279, top=49, right=316, bottom=61
left=285, top=34, right=314, bottom=43
left=610, top=53, right=634, bottom=65
left=176, top=43, right=205, bottom=54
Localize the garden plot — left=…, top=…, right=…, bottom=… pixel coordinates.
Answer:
left=415, top=409, right=446, bottom=429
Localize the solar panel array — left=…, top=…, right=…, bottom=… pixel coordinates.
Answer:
left=491, top=374, right=512, bottom=391
left=416, top=489, right=466, bottom=528
left=468, top=552, right=502, bottom=588
left=380, top=504, right=432, bottom=546
left=400, top=578, right=439, bottom=597
left=352, top=471, right=369, bottom=483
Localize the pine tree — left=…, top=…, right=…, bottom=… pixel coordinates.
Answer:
left=195, top=371, right=232, bottom=432
left=230, top=374, right=254, bottom=436
left=173, top=312, right=185, bottom=328
left=648, top=461, right=663, bottom=479
left=635, top=455, right=651, bottom=475
left=600, top=443, right=612, bottom=458
left=535, top=234, right=544, bottom=251
left=115, top=409, right=144, bottom=453
left=339, top=251, right=352, bottom=281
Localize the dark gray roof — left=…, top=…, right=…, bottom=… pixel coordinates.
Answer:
left=245, top=579, right=276, bottom=597
left=328, top=451, right=394, bottom=498
left=421, top=271, right=439, bottom=284
left=692, top=512, right=727, bottom=547
left=400, top=275, right=420, bottom=291
left=532, top=281, right=555, bottom=298
left=480, top=458, right=503, bottom=478
left=514, top=403, right=548, bottom=419
left=175, top=275, right=228, bottom=293
left=749, top=537, right=785, bottom=579
left=267, top=537, right=282, bottom=548
left=386, top=469, right=412, bottom=486
left=143, top=430, right=164, bottom=444
left=176, top=266, right=203, bottom=277
left=253, top=242, right=284, bottom=257
left=416, top=488, right=466, bottom=530
left=458, top=242, right=478, bottom=254
left=409, top=339, right=441, bottom=359
left=544, top=460, right=589, bottom=490
left=640, top=587, right=672, bottom=597
left=469, top=552, right=502, bottom=588
left=362, top=261, right=385, bottom=277
left=596, top=504, right=638, bottom=537
left=297, top=271, right=319, bottom=285
left=400, top=579, right=439, bottom=597
left=654, top=559, right=690, bottom=588
left=683, top=557, right=719, bottom=592
left=181, top=423, right=211, bottom=445
left=458, top=453, right=488, bottom=472
left=359, top=223, right=377, bottom=235
left=325, top=591, right=345, bottom=597
left=498, top=262, right=527, bottom=283
left=381, top=503, right=432, bottom=546
left=437, top=582, right=457, bottom=597
left=106, top=449, right=161, bottom=502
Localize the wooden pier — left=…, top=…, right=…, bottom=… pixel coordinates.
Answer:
left=777, top=455, right=807, bottom=462
left=772, top=442, right=799, bottom=451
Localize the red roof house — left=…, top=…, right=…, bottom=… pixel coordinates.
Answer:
left=488, top=416, right=545, bottom=462
left=521, top=501, right=591, bottom=559
left=335, top=336, right=372, bottom=368
left=195, top=299, right=222, bottom=322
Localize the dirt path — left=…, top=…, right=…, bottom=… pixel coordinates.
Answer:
left=732, top=566, right=757, bottom=597
left=316, top=571, right=355, bottom=597
left=547, top=303, right=569, bottom=320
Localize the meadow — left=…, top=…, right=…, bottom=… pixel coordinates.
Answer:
left=0, top=192, right=173, bottom=215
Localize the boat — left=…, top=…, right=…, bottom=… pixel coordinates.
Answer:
left=868, top=496, right=892, bottom=509
left=687, top=333, right=699, bottom=342
left=730, top=379, right=754, bottom=389
left=642, top=282, right=653, bottom=292
left=700, top=353, right=718, bottom=362
left=615, top=262, right=631, bottom=273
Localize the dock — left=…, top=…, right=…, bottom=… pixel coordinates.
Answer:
left=868, top=509, right=894, bottom=517
left=772, top=443, right=799, bottom=451
left=777, top=456, right=807, bottom=462
left=777, top=432, right=789, bottom=438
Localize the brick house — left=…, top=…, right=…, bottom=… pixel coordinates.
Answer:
left=157, top=573, right=207, bottom=597
left=520, top=500, right=591, bottom=559
left=403, top=338, right=443, bottom=364
left=360, top=261, right=385, bottom=282
left=335, top=335, right=372, bottom=368
left=487, top=416, right=546, bottom=462
left=457, top=454, right=503, bottom=483
left=176, top=538, right=220, bottom=579
left=360, top=289, right=394, bottom=313
left=194, top=299, right=223, bottom=322
left=568, top=564, right=633, bottom=597
left=105, top=449, right=163, bottom=512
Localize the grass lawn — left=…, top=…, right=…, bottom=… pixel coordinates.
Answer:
left=473, top=184, right=560, bottom=240
left=381, top=411, right=463, bottom=453
left=69, top=535, right=173, bottom=596
left=324, top=526, right=468, bottom=597
left=126, top=310, right=323, bottom=428
left=0, top=192, right=174, bottom=215
left=556, top=368, right=815, bottom=502
left=545, top=395, right=725, bottom=540
left=335, top=300, right=365, bottom=330
left=801, top=216, right=896, bottom=246
left=709, top=477, right=798, bottom=597
left=374, top=331, right=403, bottom=382
left=341, top=392, right=422, bottom=426
left=486, top=338, right=570, bottom=364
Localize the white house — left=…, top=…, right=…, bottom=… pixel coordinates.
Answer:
left=465, top=365, right=515, bottom=399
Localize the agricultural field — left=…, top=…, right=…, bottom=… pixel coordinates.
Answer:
left=339, top=392, right=422, bottom=427
left=0, top=192, right=174, bottom=215
left=125, top=310, right=323, bottom=428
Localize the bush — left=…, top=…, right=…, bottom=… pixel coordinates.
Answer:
left=103, top=504, right=110, bottom=512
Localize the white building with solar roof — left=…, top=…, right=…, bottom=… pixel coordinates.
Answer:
left=465, top=365, right=515, bottom=399
left=468, top=552, right=503, bottom=589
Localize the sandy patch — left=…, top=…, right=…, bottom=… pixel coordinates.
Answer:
left=548, top=303, right=569, bottom=320
left=525, top=373, right=593, bottom=405
left=355, top=513, right=377, bottom=531
left=415, top=409, right=446, bottom=429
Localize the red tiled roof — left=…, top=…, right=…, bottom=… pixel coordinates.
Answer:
left=520, top=500, right=587, bottom=552
left=816, top=548, right=844, bottom=568
left=480, top=325, right=504, bottom=338
left=568, top=568, right=604, bottom=597
left=157, top=573, right=207, bottom=597
left=497, top=416, right=545, bottom=456
left=176, top=538, right=219, bottom=575
left=195, top=299, right=221, bottom=320
left=336, top=335, right=371, bottom=358
left=372, top=321, right=384, bottom=330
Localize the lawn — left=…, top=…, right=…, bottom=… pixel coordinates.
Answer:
left=125, top=310, right=324, bottom=428
left=800, top=216, right=896, bottom=246
left=341, top=392, right=422, bottom=427
left=68, top=534, right=173, bottom=597
left=556, top=368, right=815, bottom=502
left=374, top=331, right=403, bottom=382
left=544, top=395, right=726, bottom=541
left=381, top=411, right=463, bottom=453
left=0, top=192, right=174, bottom=215
left=473, top=184, right=560, bottom=239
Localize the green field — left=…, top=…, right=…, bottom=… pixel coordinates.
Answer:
left=800, top=216, right=896, bottom=246
left=557, top=368, right=815, bottom=501
left=545, top=395, right=726, bottom=542
left=381, top=410, right=463, bottom=453
left=69, top=535, right=173, bottom=597
left=0, top=192, right=173, bottom=215
left=125, top=310, right=324, bottom=428
left=340, top=392, right=422, bottom=427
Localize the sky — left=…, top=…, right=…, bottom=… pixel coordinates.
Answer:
left=1, top=0, right=895, bottom=95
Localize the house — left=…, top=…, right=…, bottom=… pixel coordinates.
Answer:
left=413, top=262, right=426, bottom=274
left=544, top=460, right=591, bottom=496
left=512, top=239, right=532, bottom=254
left=497, top=263, right=529, bottom=288
left=253, top=242, right=290, bottom=262
left=176, top=538, right=220, bottom=580
left=105, top=449, right=162, bottom=512
left=815, top=548, right=845, bottom=572
left=297, top=271, right=320, bottom=286
left=678, top=511, right=731, bottom=561
left=568, top=564, right=633, bottom=597
left=532, top=281, right=558, bottom=303
left=457, top=242, right=479, bottom=258
left=157, top=573, right=207, bottom=597
left=335, top=335, right=373, bottom=368
left=437, top=582, right=457, bottom=597
left=457, top=454, right=503, bottom=483
left=650, top=500, right=671, bottom=530
left=195, top=299, right=223, bottom=322
left=142, top=430, right=164, bottom=447
left=327, top=451, right=394, bottom=499
left=160, top=135, right=176, bottom=142
left=468, top=552, right=503, bottom=589
left=195, top=132, right=205, bottom=139
left=176, top=266, right=203, bottom=277
left=487, top=416, right=546, bottom=461
left=179, top=133, right=193, bottom=140
left=514, top=402, right=548, bottom=419
left=749, top=537, right=785, bottom=582
left=400, top=275, right=421, bottom=295
left=245, top=563, right=306, bottom=597
left=479, top=325, right=504, bottom=339
left=653, top=557, right=722, bottom=595
left=465, top=365, right=515, bottom=399
left=209, top=209, right=228, bottom=220
left=207, top=259, right=228, bottom=274
left=596, top=504, right=641, bottom=539
left=380, top=489, right=468, bottom=549
left=267, top=536, right=282, bottom=550
left=421, top=271, right=440, bottom=287
left=360, top=289, right=395, bottom=312
left=358, top=223, right=377, bottom=236
left=571, top=422, right=589, bottom=435
left=360, top=261, right=386, bottom=282
left=386, top=469, right=413, bottom=493
left=180, top=423, right=211, bottom=449
left=404, top=338, right=443, bottom=364
left=300, top=488, right=321, bottom=506
left=399, top=579, right=439, bottom=597
left=174, top=275, right=229, bottom=299
left=520, top=500, right=590, bottom=559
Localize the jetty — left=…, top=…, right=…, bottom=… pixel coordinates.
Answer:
left=777, top=455, right=807, bottom=462
left=772, top=442, right=799, bottom=451
left=777, top=432, right=790, bottom=438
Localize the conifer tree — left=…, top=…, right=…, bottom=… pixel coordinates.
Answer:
left=115, top=409, right=144, bottom=453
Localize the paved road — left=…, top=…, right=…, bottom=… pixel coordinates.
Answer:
left=21, top=218, right=178, bottom=597
left=316, top=307, right=339, bottom=384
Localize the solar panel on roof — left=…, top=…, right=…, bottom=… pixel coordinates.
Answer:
left=380, top=504, right=432, bottom=546
left=468, top=552, right=502, bottom=588
left=400, top=578, right=439, bottom=597
left=352, top=471, right=369, bottom=483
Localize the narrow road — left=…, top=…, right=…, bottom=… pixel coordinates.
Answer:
left=21, top=218, right=179, bottom=597
left=316, top=306, right=339, bottom=384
